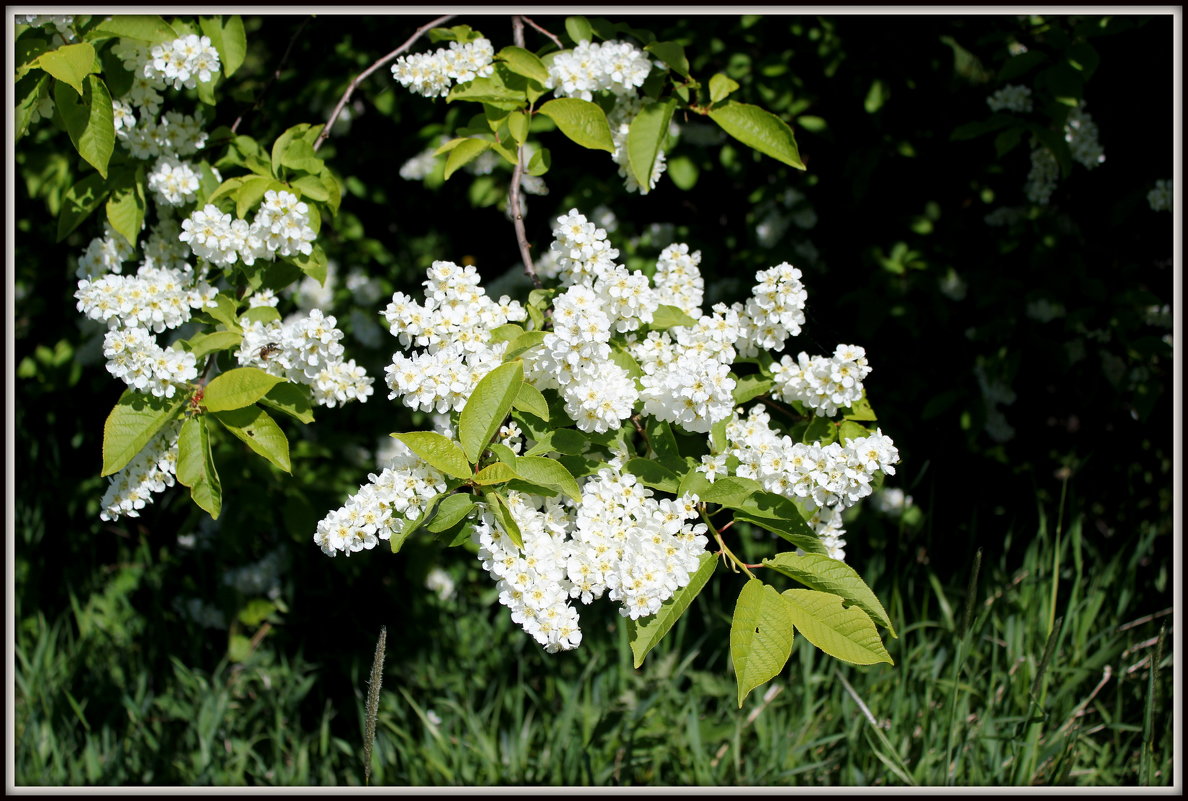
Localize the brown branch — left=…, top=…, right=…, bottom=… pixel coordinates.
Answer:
left=509, top=16, right=541, bottom=288
left=231, top=16, right=311, bottom=135
left=522, top=15, right=563, bottom=49
left=315, top=14, right=455, bottom=151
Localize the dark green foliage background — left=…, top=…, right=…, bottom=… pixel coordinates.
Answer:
left=13, top=13, right=1174, bottom=785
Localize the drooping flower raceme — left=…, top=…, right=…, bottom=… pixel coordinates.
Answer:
left=390, top=38, right=496, bottom=98
left=546, top=40, right=653, bottom=101
left=770, top=344, right=872, bottom=417
left=99, top=423, right=180, bottom=522
left=986, top=84, right=1033, bottom=113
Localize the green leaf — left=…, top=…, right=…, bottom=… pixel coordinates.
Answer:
left=503, top=331, right=546, bottom=362
left=425, top=494, right=476, bottom=534
left=211, top=405, right=291, bottom=473
left=731, top=579, right=796, bottom=707
left=279, top=139, right=323, bottom=174
left=56, top=172, right=110, bottom=242
left=708, top=100, right=805, bottom=170
left=523, top=428, right=588, bottom=457
left=200, top=15, right=246, bottom=77
left=34, top=42, right=97, bottom=96
left=695, top=476, right=765, bottom=509
left=537, top=98, right=615, bottom=153
left=645, top=417, right=684, bottom=472
left=565, top=16, right=594, bottom=44
left=270, top=123, right=323, bottom=178
left=203, top=367, right=287, bottom=412
left=287, top=243, right=328, bottom=285
left=101, top=391, right=185, bottom=476
left=624, top=458, right=681, bottom=494
left=526, top=146, right=551, bottom=176
left=87, top=15, right=177, bottom=44
left=498, top=46, right=549, bottom=85
left=447, top=75, right=526, bottom=108
left=473, top=462, right=519, bottom=486
left=709, top=73, right=740, bottom=104
left=511, top=381, right=549, bottom=420
left=732, top=374, right=773, bottom=405
left=487, top=442, right=519, bottom=467
left=459, top=361, right=525, bottom=464
left=841, top=394, right=878, bottom=422
left=644, top=41, right=688, bottom=77
left=183, top=330, right=243, bottom=361
left=55, top=76, right=115, bottom=178
left=176, top=416, right=221, bottom=519
left=608, top=346, right=643, bottom=380
left=764, top=552, right=896, bottom=637
left=626, top=99, right=675, bottom=192
left=838, top=420, right=870, bottom=444
left=443, top=138, right=491, bottom=181
left=666, top=155, right=698, bottom=190
left=15, top=73, right=49, bottom=140
left=734, top=512, right=827, bottom=555
left=204, top=293, right=241, bottom=331
left=235, top=175, right=288, bottom=219
left=486, top=491, right=523, bottom=550
left=650, top=304, right=697, bottom=330
left=105, top=167, right=146, bottom=248
left=513, top=456, right=582, bottom=501
left=290, top=174, right=329, bottom=202
left=507, top=109, right=529, bottom=144
left=781, top=589, right=893, bottom=666
left=629, top=551, right=716, bottom=667
left=391, top=432, right=472, bottom=480
left=257, top=382, right=315, bottom=425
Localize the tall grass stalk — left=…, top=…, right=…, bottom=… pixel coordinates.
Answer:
left=363, top=625, right=387, bottom=786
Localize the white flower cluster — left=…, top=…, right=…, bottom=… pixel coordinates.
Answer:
left=236, top=308, right=375, bottom=408
left=314, top=444, right=448, bottom=557
left=1147, top=179, right=1172, bottom=212
left=118, top=109, right=209, bottom=160
left=771, top=344, right=872, bottom=417
left=470, top=469, right=709, bottom=652
left=987, top=84, right=1033, bottom=113
left=99, top=424, right=180, bottom=521
left=735, top=262, right=809, bottom=356
left=383, top=261, right=527, bottom=414
left=390, top=38, right=495, bottom=98
left=1064, top=102, right=1105, bottom=169
left=476, top=493, right=584, bottom=653
left=145, top=34, right=222, bottom=91
left=179, top=191, right=316, bottom=267
left=147, top=156, right=201, bottom=207
left=635, top=310, right=739, bottom=434
left=76, top=264, right=217, bottom=333
left=1025, top=145, right=1059, bottom=205
left=718, top=407, right=899, bottom=560
left=652, top=243, right=705, bottom=317
left=103, top=326, right=199, bottom=398
left=76, top=222, right=136, bottom=280
left=546, top=40, right=653, bottom=102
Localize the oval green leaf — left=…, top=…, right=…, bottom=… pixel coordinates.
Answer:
left=392, top=432, right=471, bottom=480
left=459, top=361, right=524, bottom=464
left=626, top=99, right=675, bottom=192
left=513, top=456, right=581, bottom=501
left=473, top=462, right=520, bottom=486
left=203, top=367, right=287, bottom=412
left=34, top=42, right=97, bottom=96
left=765, top=552, right=895, bottom=637
left=732, top=579, right=796, bottom=707
left=101, top=390, right=185, bottom=476
left=624, top=458, right=681, bottom=495
left=176, top=415, right=221, bottom=519
left=498, top=45, right=549, bottom=85
left=708, top=100, right=805, bottom=170
left=537, top=98, right=615, bottom=153
left=425, top=493, right=476, bottom=534
left=211, top=405, right=291, bottom=473
left=511, top=381, right=549, bottom=421
left=55, top=75, right=115, bottom=178
left=781, top=589, right=893, bottom=666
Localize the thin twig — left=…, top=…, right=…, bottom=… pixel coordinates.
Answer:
left=508, top=16, right=541, bottom=288
left=231, top=16, right=311, bottom=135
left=315, top=14, right=455, bottom=151
left=522, top=15, right=563, bottom=48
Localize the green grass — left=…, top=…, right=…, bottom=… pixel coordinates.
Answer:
left=14, top=505, right=1173, bottom=786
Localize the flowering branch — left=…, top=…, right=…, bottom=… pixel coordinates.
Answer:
left=315, top=14, right=455, bottom=151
